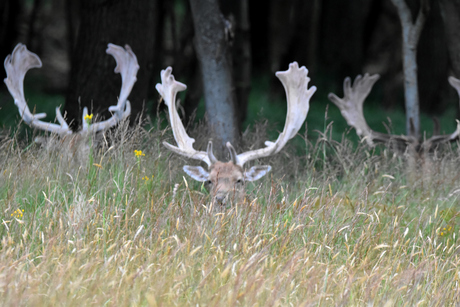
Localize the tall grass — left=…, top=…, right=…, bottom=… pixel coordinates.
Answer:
left=1, top=120, right=460, bottom=306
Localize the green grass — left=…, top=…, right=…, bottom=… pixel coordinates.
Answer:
left=1, top=76, right=460, bottom=305
left=1, top=116, right=460, bottom=305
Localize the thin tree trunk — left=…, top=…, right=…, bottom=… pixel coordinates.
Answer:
left=169, top=1, right=201, bottom=125
left=220, top=0, right=252, bottom=126
left=390, top=0, right=428, bottom=138
left=189, top=0, right=239, bottom=154
left=65, top=0, right=158, bottom=129
left=320, top=0, right=371, bottom=77
left=306, top=0, right=321, bottom=74
left=417, top=1, right=448, bottom=114
left=65, top=0, right=76, bottom=61
left=0, top=0, right=21, bottom=82
left=26, top=0, right=42, bottom=49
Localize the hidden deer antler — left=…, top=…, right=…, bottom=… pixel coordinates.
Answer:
left=156, top=62, right=316, bottom=203
left=4, top=43, right=139, bottom=135
left=155, top=67, right=212, bottom=166
left=328, top=74, right=460, bottom=150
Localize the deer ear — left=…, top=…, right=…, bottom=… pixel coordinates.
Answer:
left=183, top=165, right=209, bottom=182
left=244, top=165, right=272, bottom=182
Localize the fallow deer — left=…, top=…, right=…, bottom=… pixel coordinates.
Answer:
left=328, top=74, right=460, bottom=152
left=3, top=43, right=139, bottom=156
left=156, top=62, right=316, bottom=204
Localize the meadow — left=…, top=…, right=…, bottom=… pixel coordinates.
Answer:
left=1, top=79, right=460, bottom=305
left=0, top=113, right=460, bottom=306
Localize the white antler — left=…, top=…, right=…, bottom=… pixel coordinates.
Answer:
left=235, top=62, right=316, bottom=166
left=156, top=67, right=211, bottom=166
left=416, top=76, right=460, bottom=148
left=328, top=74, right=460, bottom=148
left=426, top=76, right=460, bottom=143
left=4, top=44, right=72, bottom=135
left=157, top=62, right=315, bottom=168
left=327, top=74, right=391, bottom=146
left=3, top=43, right=138, bottom=135
left=87, top=44, right=138, bottom=132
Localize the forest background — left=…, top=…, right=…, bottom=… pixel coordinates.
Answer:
left=1, top=0, right=460, bottom=147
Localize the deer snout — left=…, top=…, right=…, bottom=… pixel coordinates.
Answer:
left=214, top=193, right=228, bottom=204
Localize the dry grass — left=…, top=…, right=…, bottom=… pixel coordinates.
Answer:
left=1, top=121, right=460, bottom=306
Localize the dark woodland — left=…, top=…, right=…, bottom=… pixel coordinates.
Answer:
left=1, top=0, right=460, bottom=147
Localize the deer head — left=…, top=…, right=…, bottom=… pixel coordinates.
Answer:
left=156, top=62, right=316, bottom=204
left=328, top=74, right=460, bottom=152
left=4, top=43, right=139, bottom=142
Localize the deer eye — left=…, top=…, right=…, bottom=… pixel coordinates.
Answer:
left=236, top=179, right=244, bottom=185
left=205, top=180, right=212, bottom=186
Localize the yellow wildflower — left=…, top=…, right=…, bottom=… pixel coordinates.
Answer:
left=134, top=150, right=145, bottom=157
left=84, top=114, right=93, bottom=121
left=11, top=208, right=24, bottom=219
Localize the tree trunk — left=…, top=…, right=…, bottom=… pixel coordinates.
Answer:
left=417, top=1, right=448, bottom=114
left=65, top=0, right=159, bottom=129
left=280, top=0, right=322, bottom=74
left=268, top=0, right=296, bottom=74
left=390, top=0, right=428, bottom=138
left=171, top=1, right=202, bottom=125
left=189, top=0, right=239, bottom=154
left=248, top=0, right=270, bottom=73
left=220, top=0, right=252, bottom=126
left=320, top=0, right=372, bottom=77
left=0, top=0, right=21, bottom=82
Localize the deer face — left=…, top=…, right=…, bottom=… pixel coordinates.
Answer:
left=157, top=63, right=315, bottom=205
left=184, top=160, right=271, bottom=204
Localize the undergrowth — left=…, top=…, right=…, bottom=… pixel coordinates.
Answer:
left=1, top=120, right=460, bottom=306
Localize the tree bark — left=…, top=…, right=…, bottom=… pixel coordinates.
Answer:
left=390, top=0, right=428, bottom=138
left=220, top=0, right=252, bottom=126
left=65, top=0, right=159, bottom=129
left=320, top=0, right=372, bottom=77
left=248, top=0, right=270, bottom=72
left=417, top=1, right=448, bottom=114
left=0, top=0, right=21, bottom=82
left=189, top=0, right=239, bottom=154
left=170, top=1, right=202, bottom=125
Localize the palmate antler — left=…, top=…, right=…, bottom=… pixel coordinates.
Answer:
left=4, top=43, right=139, bottom=135
left=328, top=74, right=460, bottom=150
left=155, top=67, right=212, bottom=166
left=157, top=62, right=316, bottom=168
left=234, top=62, right=316, bottom=166
left=157, top=62, right=316, bottom=203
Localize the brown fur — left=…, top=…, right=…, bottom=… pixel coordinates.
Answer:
left=209, top=161, right=245, bottom=203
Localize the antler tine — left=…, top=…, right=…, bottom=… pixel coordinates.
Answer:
left=235, top=62, right=316, bottom=166
left=88, top=44, right=138, bottom=133
left=328, top=74, right=380, bottom=146
left=328, top=73, right=415, bottom=147
left=423, top=76, right=460, bottom=146
left=445, top=76, right=460, bottom=141
left=4, top=43, right=72, bottom=135
left=448, top=76, right=460, bottom=98
left=156, top=67, right=211, bottom=166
